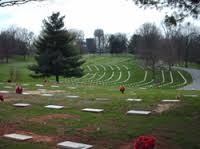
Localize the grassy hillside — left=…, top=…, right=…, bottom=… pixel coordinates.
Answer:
left=0, top=54, right=199, bottom=149
left=0, top=54, right=192, bottom=89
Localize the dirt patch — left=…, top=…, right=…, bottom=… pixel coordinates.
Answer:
left=0, top=123, right=17, bottom=136
left=29, top=114, right=79, bottom=123
left=152, top=103, right=177, bottom=114
left=76, top=126, right=97, bottom=134
left=16, top=130, right=61, bottom=144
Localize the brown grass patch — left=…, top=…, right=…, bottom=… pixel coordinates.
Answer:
left=29, top=114, right=79, bottom=123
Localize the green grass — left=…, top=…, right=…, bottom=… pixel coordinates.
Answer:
left=0, top=54, right=199, bottom=149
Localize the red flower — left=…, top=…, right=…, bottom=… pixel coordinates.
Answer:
left=0, top=94, right=4, bottom=102
left=16, top=86, right=23, bottom=94
left=134, top=135, right=156, bottom=149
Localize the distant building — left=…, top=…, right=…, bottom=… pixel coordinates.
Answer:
left=86, top=38, right=96, bottom=53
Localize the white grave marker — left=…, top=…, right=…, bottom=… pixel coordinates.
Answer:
left=57, top=141, right=93, bottom=149
left=51, top=85, right=59, bottom=88
left=68, top=87, right=76, bottom=89
left=41, top=93, right=53, bottom=97
left=22, top=92, right=31, bottom=95
left=82, top=108, right=104, bottom=113
left=127, top=110, right=151, bottom=115
left=67, top=95, right=79, bottom=98
left=184, top=95, right=198, bottom=97
left=0, top=90, right=9, bottom=93
left=3, top=133, right=32, bottom=141
left=127, top=98, right=142, bottom=102
left=35, top=84, right=44, bottom=87
left=162, top=100, right=180, bottom=102
left=13, top=103, right=31, bottom=107
left=4, top=86, right=12, bottom=89
left=45, top=105, right=64, bottom=109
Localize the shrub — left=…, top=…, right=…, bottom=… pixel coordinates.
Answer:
left=119, top=85, right=125, bottom=94
left=134, top=135, right=156, bottom=149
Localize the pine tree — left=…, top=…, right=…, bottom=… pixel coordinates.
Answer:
left=30, top=12, right=85, bottom=83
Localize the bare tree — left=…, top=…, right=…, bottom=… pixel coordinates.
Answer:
left=69, top=29, right=86, bottom=54
left=132, top=0, right=200, bottom=25
left=0, top=0, right=44, bottom=7
left=94, top=29, right=104, bottom=54
left=136, top=23, right=162, bottom=80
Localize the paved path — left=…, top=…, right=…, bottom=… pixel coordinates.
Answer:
left=176, top=67, right=200, bottom=90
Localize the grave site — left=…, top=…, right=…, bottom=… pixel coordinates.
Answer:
left=0, top=55, right=199, bottom=149
left=0, top=1, right=200, bottom=148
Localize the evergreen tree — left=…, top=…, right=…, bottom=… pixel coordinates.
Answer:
left=30, top=12, right=85, bottom=83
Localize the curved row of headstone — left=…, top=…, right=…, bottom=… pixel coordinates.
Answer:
left=67, top=64, right=188, bottom=88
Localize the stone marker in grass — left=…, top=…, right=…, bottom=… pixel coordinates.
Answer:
left=127, top=98, right=142, bottom=102
left=41, top=93, right=53, bottom=97
left=51, top=85, right=59, bottom=88
left=22, top=84, right=29, bottom=86
left=162, top=99, right=180, bottom=102
left=57, top=141, right=93, bottom=149
left=82, top=108, right=104, bottom=113
left=68, top=87, right=76, bottom=89
left=4, top=86, right=12, bottom=89
left=66, top=95, right=79, bottom=98
left=45, top=105, right=64, bottom=109
left=13, top=103, right=31, bottom=107
left=127, top=110, right=151, bottom=115
left=35, top=84, right=44, bottom=87
left=3, top=133, right=32, bottom=141
left=183, top=95, right=198, bottom=97
left=22, top=92, right=31, bottom=95
left=0, top=90, right=9, bottom=94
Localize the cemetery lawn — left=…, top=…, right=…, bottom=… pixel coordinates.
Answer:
left=0, top=55, right=199, bottom=149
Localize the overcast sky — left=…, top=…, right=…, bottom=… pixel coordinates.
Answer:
left=0, top=0, right=195, bottom=38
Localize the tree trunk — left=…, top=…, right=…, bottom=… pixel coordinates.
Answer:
left=6, top=56, right=8, bottom=63
left=152, top=59, right=156, bottom=80
left=56, top=75, right=59, bottom=83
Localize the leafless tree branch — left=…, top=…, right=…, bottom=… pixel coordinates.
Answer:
left=0, top=0, right=45, bottom=7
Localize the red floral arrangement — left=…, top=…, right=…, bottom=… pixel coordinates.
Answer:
left=0, top=94, right=4, bottom=102
left=134, top=135, right=156, bottom=149
left=119, top=85, right=125, bottom=94
left=16, top=86, right=23, bottom=94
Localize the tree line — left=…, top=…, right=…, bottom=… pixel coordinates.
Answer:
left=0, top=26, right=35, bottom=63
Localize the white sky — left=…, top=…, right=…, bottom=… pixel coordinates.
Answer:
left=0, top=0, right=197, bottom=38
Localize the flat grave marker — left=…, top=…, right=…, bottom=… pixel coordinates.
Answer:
left=127, top=110, right=151, bottom=115
left=162, top=99, right=180, bottom=102
left=13, top=103, right=31, bottom=107
left=4, top=86, right=12, bottom=89
left=183, top=95, right=198, bottom=97
left=45, top=105, right=64, bottom=109
left=41, top=93, right=53, bottom=97
left=22, top=92, right=31, bottom=95
left=0, top=90, right=9, bottom=94
left=35, top=84, right=44, bottom=87
left=57, top=141, right=93, bottom=149
left=82, top=108, right=104, bottom=113
left=3, top=133, right=32, bottom=141
left=68, top=87, right=76, bottom=89
left=127, top=98, right=142, bottom=102
left=22, top=84, right=29, bottom=86
left=51, top=85, right=59, bottom=88
left=66, top=95, right=79, bottom=98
